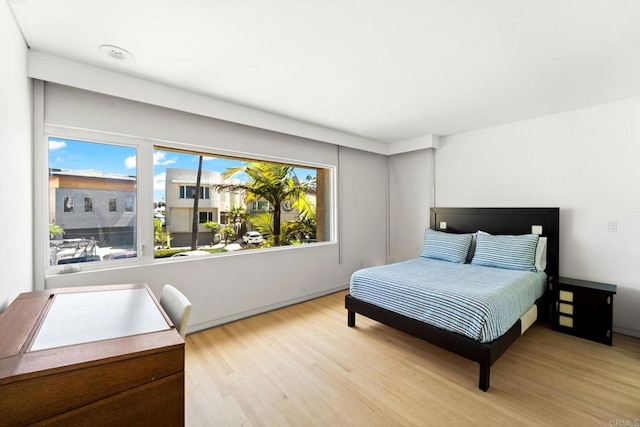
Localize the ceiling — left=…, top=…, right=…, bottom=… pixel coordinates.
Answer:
left=8, top=0, right=640, bottom=144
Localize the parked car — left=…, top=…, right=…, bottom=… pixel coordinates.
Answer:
left=242, top=231, right=264, bottom=245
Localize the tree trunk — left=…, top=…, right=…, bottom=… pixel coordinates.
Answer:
left=191, top=155, right=203, bottom=250
left=273, top=204, right=281, bottom=246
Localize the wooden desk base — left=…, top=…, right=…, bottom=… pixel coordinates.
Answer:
left=0, top=284, right=185, bottom=426
left=37, top=373, right=184, bottom=427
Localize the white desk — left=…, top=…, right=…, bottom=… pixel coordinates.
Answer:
left=32, top=288, right=170, bottom=350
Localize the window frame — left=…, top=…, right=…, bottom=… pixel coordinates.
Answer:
left=37, top=125, right=336, bottom=279
left=39, top=127, right=152, bottom=276
left=199, top=211, right=214, bottom=224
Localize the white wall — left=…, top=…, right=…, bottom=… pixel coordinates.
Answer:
left=0, top=2, right=33, bottom=311
left=29, top=51, right=388, bottom=155
left=40, top=85, right=388, bottom=333
left=388, top=149, right=434, bottom=263
left=436, top=97, right=640, bottom=337
left=338, top=147, right=389, bottom=272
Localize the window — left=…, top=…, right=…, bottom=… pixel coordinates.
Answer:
left=179, top=186, right=210, bottom=200
left=199, top=211, right=214, bottom=223
left=48, top=137, right=137, bottom=267
left=124, top=198, right=134, bottom=212
left=84, top=197, right=93, bottom=213
left=220, top=212, right=229, bottom=225
left=43, top=133, right=332, bottom=271
left=154, top=147, right=328, bottom=253
left=251, top=200, right=270, bottom=211
left=63, top=197, right=74, bottom=213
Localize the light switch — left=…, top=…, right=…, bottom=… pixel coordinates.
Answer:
left=531, top=225, right=543, bottom=235
left=439, top=221, right=447, bottom=230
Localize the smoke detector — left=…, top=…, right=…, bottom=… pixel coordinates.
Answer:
left=99, top=45, right=133, bottom=60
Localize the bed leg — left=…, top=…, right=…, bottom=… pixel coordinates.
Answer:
left=479, top=364, right=490, bottom=392
left=347, top=310, right=356, bottom=327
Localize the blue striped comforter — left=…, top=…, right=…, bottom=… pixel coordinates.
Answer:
left=349, top=258, right=547, bottom=343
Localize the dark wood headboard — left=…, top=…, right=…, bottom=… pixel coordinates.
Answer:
left=430, top=208, right=560, bottom=281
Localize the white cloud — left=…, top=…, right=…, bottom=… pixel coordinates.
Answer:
left=49, top=140, right=66, bottom=150
left=124, top=155, right=136, bottom=169
left=154, top=172, right=166, bottom=190
left=154, top=151, right=176, bottom=166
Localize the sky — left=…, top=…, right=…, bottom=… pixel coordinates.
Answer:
left=49, top=137, right=316, bottom=202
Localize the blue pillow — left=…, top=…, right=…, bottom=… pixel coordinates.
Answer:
left=471, top=233, right=539, bottom=271
left=420, top=229, right=473, bottom=263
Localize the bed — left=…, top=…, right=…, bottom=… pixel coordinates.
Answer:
left=345, top=207, right=559, bottom=391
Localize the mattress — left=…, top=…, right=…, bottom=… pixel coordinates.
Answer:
left=349, top=258, right=547, bottom=343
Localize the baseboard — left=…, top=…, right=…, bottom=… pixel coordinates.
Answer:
left=613, top=326, right=640, bottom=339
left=187, top=284, right=349, bottom=335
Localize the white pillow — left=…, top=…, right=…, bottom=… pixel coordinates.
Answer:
left=535, top=237, right=547, bottom=272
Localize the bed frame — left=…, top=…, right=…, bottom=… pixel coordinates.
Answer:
left=345, top=207, right=560, bottom=391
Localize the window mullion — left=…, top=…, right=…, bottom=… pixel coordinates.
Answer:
left=137, top=142, right=155, bottom=261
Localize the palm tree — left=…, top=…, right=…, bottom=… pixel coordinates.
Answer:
left=247, top=211, right=275, bottom=245
left=228, top=205, right=246, bottom=224
left=228, top=205, right=247, bottom=235
left=214, top=162, right=314, bottom=246
left=281, top=204, right=316, bottom=243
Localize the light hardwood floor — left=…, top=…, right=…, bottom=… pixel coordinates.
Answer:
left=185, top=291, right=640, bottom=426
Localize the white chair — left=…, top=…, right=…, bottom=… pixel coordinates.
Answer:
left=159, top=284, right=192, bottom=339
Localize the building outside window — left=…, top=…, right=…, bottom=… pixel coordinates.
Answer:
left=48, top=138, right=137, bottom=267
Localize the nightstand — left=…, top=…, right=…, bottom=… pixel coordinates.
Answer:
left=552, top=277, right=617, bottom=345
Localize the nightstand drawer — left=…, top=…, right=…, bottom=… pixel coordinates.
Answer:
left=559, top=290, right=574, bottom=302
left=558, top=302, right=573, bottom=315
left=558, top=315, right=573, bottom=328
